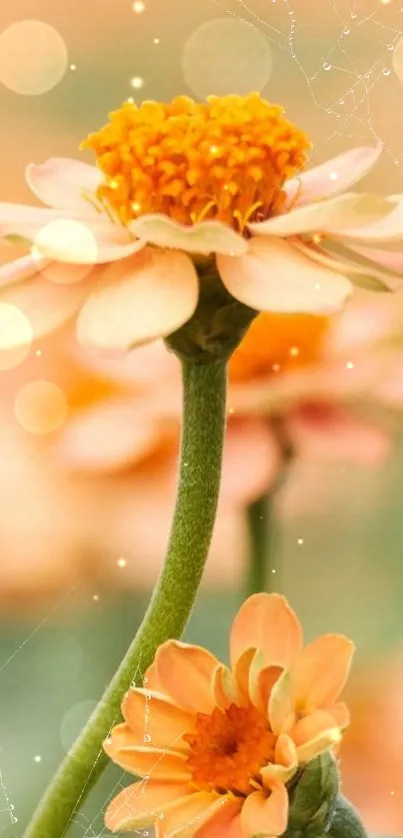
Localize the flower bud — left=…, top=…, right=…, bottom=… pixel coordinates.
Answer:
left=285, top=751, right=340, bottom=837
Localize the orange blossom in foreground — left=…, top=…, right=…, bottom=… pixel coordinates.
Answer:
left=104, top=593, right=353, bottom=837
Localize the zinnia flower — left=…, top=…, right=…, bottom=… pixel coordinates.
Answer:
left=104, top=593, right=353, bottom=836
left=0, top=94, right=402, bottom=353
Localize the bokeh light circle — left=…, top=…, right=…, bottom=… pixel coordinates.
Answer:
left=60, top=700, right=98, bottom=753
left=0, top=21, right=68, bottom=95
left=392, top=36, right=403, bottom=83
left=182, top=18, right=272, bottom=99
left=34, top=219, right=98, bottom=280
left=15, top=380, right=68, bottom=435
left=0, top=303, right=33, bottom=370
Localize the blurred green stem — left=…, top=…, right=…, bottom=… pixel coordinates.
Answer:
left=23, top=358, right=227, bottom=838
left=244, top=419, right=293, bottom=596
left=245, top=493, right=275, bottom=595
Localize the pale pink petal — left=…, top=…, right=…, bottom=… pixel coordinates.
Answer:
left=77, top=248, right=199, bottom=351
left=195, top=798, right=242, bottom=838
left=248, top=193, right=393, bottom=237
left=220, top=418, right=281, bottom=508
left=26, top=158, right=103, bottom=215
left=129, top=214, right=247, bottom=256
left=104, top=781, right=193, bottom=832
left=241, top=786, right=288, bottom=836
left=230, top=593, right=303, bottom=669
left=0, top=269, right=95, bottom=342
left=54, top=399, right=162, bottom=472
left=292, top=634, right=355, bottom=710
left=32, top=218, right=145, bottom=264
left=0, top=253, right=49, bottom=288
left=0, top=203, right=75, bottom=242
left=293, top=239, right=401, bottom=292
left=344, top=241, right=403, bottom=273
left=217, top=237, right=352, bottom=314
left=287, top=403, right=390, bottom=464
left=122, top=688, right=194, bottom=750
left=284, top=145, right=383, bottom=207
left=154, top=640, right=219, bottom=714
left=336, top=195, right=403, bottom=242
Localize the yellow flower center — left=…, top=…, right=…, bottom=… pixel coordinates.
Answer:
left=229, top=312, right=330, bottom=382
left=183, top=703, right=275, bottom=795
left=81, top=93, right=310, bottom=230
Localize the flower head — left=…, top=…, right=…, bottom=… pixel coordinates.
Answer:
left=1, top=94, right=402, bottom=356
left=104, top=593, right=353, bottom=836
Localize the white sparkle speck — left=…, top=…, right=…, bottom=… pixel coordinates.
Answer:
left=130, top=76, right=144, bottom=89
left=92, top=594, right=99, bottom=602
left=346, top=361, right=354, bottom=369
left=35, top=349, right=42, bottom=356
left=132, top=1, right=146, bottom=11
left=117, top=558, right=128, bottom=568
left=329, top=171, right=338, bottom=180
left=153, top=38, right=160, bottom=44
left=289, top=346, right=299, bottom=357
left=297, top=538, right=304, bottom=545
left=70, top=64, right=76, bottom=71
left=33, top=755, right=42, bottom=763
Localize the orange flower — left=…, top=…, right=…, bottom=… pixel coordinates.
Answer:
left=104, top=593, right=353, bottom=836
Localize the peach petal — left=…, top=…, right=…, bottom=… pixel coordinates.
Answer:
left=104, top=780, right=193, bottom=832
left=26, top=158, right=103, bottom=215
left=275, top=732, right=298, bottom=768
left=292, top=634, right=355, bottom=710
left=77, top=248, right=199, bottom=351
left=241, top=786, right=289, bottom=836
left=129, top=214, right=247, bottom=256
left=268, top=670, right=295, bottom=735
left=33, top=219, right=145, bottom=265
left=249, top=660, right=283, bottom=715
left=233, top=647, right=256, bottom=703
left=218, top=237, right=352, bottom=314
left=157, top=791, right=222, bottom=838
left=295, top=727, right=342, bottom=764
left=328, top=701, right=350, bottom=730
left=284, top=145, right=383, bottom=207
left=212, top=664, right=244, bottom=711
left=104, top=735, right=191, bottom=781
left=291, top=709, right=339, bottom=746
left=248, top=193, right=394, bottom=237
left=154, top=640, right=219, bottom=714
left=230, top=593, right=303, bottom=670
left=55, top=399, right=162, bottom=472
left=195, top=797, right=242, bottom=838
left=293, top=239, right=401, bottom=292
left=122, top=688, right=194, bottom=750
left=144, top=660, right=163, bottom=692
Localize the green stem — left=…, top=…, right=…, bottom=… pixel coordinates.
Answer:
left=244, top=419, right=294, bottom=597
left=244, top=493, right=275, bottom=595
left=23, top=358, right=227, bottom=838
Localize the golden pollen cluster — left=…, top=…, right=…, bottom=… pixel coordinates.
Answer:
left=229, top=312, right=330, bottom=381
left=81, top=93, right=311, bottom=230
left=183, top=704, right=276, bottom=795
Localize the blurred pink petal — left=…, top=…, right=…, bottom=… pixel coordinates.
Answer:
left=287, top=403, right=389, bottom=463
left=248, top=193, right=391, bottom=237
left=26, top=158, right=103, bottom=215
left=220, top=418, right=281, bottom=507
left=0, top=252, right=49, bottom=287
left=284, top=145, right=382, bottom=207
left=336, top=195, right=403, bottom=242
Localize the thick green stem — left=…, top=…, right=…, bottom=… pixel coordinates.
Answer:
left=23, top=358, right=227, bottom=838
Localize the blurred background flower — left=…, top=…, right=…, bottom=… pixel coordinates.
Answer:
left=2, top=0, right=403, bottom=835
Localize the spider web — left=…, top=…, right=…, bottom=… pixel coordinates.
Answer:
left=211, top=0, right=403, bottom=178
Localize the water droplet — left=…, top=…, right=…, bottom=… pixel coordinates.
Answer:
left=144, top=733, right=152, bottom=743
left=351, top=11, right=357, bottom=19
left=388, top=44, right=394, bottom=51
left=339, top=98, right=345, bottom=104
left=382, top=67, right=391, bottom=76
left=343, top=28, right=350, bottom=35
left=323, top=62, right=332, bottom=71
